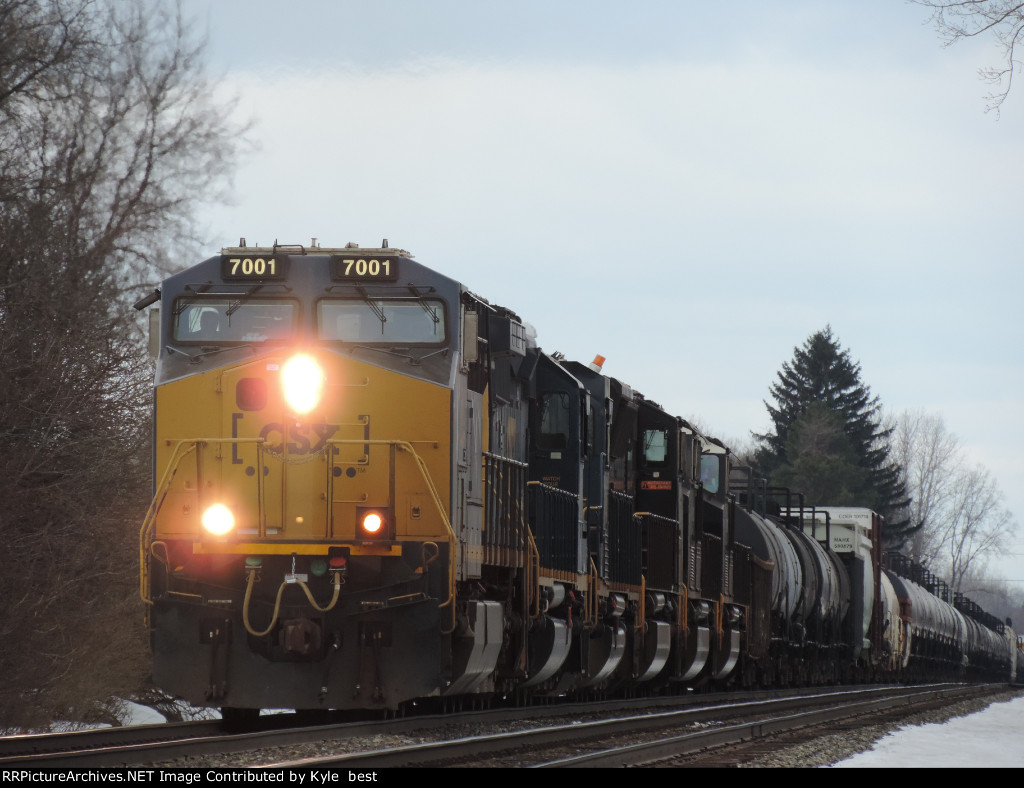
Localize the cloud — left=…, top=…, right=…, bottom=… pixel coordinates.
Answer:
left=197, top=40, right=1024, bottom=581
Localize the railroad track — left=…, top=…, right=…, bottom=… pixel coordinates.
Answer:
left=0, top=691, right=744, bottom=767
left=542, top=684, right=1009, bottom=768
left=258, top=684, right=1004, bottom=769
left=1, top=684, right=1006, bottom=768
left=0, top=686, right=799, bottom=767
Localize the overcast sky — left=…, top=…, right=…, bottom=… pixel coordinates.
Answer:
left=178, top=0, right=1024, bottom=584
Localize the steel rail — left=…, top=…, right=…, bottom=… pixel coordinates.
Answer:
left=537, top=684, right=989, bottom=767
left=256, top=684, right=983, bottom=769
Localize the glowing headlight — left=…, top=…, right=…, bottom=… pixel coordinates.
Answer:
left=357, top=508, right=392, bottom=540
left=201, top=504, right=235, bottom=536
left=282, top=354, right=324, bottom=414
left=361, top=512, right=384, bottom=534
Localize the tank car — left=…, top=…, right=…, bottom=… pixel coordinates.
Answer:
left=785, top=507, right=905, bottom=681
left=884, top=554, right=1018, bottom=682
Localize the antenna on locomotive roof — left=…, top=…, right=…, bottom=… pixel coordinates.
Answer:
left=382, top=238, right=388, bottom=248
left=588, top=354, right=606, bottom=372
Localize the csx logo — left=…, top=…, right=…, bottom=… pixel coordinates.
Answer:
left=259, top=421, right=340, bottom=454
left=231, top=412, right=341, bottom=459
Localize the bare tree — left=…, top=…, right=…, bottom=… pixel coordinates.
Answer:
left=910, top=0, right=1024, bottom=113
left=966, top=577, right=1024, bottom=629
left=887, top=408, right=1017, bottom=594
left=887, top=408, right=961, bottom=561
left=942, top=464, right=1014, bottom=593
left=0, top=0, right=244, bottom=730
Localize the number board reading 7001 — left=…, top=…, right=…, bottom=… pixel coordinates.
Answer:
left=329, top=255, right=400, bottom=282
left=220, top=255, right=290, bottom=281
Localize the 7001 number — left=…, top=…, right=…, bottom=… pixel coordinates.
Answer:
left=342, top=258, right=390, bottom=277
left=229, top=257, right=276, bottom=276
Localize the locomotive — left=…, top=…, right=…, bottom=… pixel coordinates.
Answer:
left=136, top=242, right=1019, bottom=718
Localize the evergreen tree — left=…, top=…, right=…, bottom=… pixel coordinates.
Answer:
left=772, top=402, right=866, bottom=506
left=755, top=326, right=913, bottom=545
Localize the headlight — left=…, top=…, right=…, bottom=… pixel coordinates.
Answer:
left=362, top=512, right=383, bottom=534
left=282, top=354, right=324, bottom=414
left=357, top=507, right=392, bottom=540
left=201, top=504, right=235, bottom=536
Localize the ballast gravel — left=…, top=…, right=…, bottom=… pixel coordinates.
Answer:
left=151, top=688, right=1022, bottom=769
left=736, top=688, right=1022, bottom=768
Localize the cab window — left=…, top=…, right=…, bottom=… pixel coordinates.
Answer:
left=318, top=298, right=446, bottom=344
left=538, top=392, right=571, bottom=450
left=700, top=455, right=721, bottom=494
left=643, top=429, right=669, bottom=465
left=174, top=298, right=296, bottom=343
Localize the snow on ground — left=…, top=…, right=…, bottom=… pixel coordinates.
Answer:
left=121, top=701, right=169, bottom=727
left=830, top=695, right=1024, bottom=768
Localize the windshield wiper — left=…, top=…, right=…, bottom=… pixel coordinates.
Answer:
left=164, top=344, right=255, bottom=364
left=173, top=283, right=213, bottom=316
left=407, top=285, right=440, bottom=325
left=226, top=284, right=264, bottom=317
left=350, top=345, right=449, bottom=366
left=355, top=285, right=387, bottom=332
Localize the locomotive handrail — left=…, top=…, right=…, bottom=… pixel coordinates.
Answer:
left=326, top=437, right=457, bottom=633
left=139, top=439, right=199, bottom=611
left=139, top=436, right=457, bottom=634
left=526, top=526, right=541, bottom=620
left=527, top=480, right=582, bottom=576
left=639, top=575, right=646, bottom=633
left=587, top=556, right=600, bottom=627
left=139, top=437, right=268, bottom=614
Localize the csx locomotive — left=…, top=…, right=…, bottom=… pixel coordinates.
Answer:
left=136, top=243, right=1021, bottom=718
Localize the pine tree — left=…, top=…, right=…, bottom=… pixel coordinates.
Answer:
left=772, top=402, right=867, bottom=506
left=755, top=326, right=913, bottom=545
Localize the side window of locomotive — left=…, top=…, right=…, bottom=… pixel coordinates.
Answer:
left=643, top=429, right=669, bottom=465
left=318, top=299, right=446, bottom=344
left=538, top=392, right=571, bottom=450
left=700, top=454, right=721, bottom=494
left=173, top=299, right=296, bottom=343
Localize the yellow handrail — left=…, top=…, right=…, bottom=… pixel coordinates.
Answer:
left=525, top=526, right=541, bottom=619
left=139, top=436, right=456, bottom=633
left=364, top=438, right=457, bottom=634
left=139, top=438, right=266, bottom=611
left=587, top=556, right=600, bottom=626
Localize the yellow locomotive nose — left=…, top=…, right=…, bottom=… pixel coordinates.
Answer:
left=281, top=354, right=324, bottom=414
